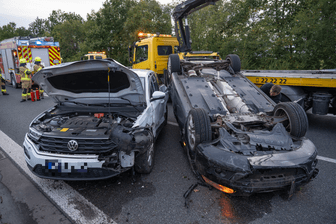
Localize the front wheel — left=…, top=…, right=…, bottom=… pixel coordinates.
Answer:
left=134, top=141, right=155, bottom=174
left=273, top=102, right=308, bottom=139
left=185, top=108, right=212, bottom=164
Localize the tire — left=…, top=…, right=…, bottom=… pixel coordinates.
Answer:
left=134, top=141, right=155, bottom=174
left=273, top=102, right=308, bottom=138
left=11, top=73, right=18, bottom=88
left=226, top=54, right=241, bottom=73
left=185, top=108, right=212, bottom=162
left=168, top=54, right=180, bottom=73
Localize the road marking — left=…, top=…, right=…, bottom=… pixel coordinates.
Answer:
left=167, top=121, right=179, bottom=126
left=0, top=130, right=116, bottom=224
left=317, top=156, right=336, bottom=164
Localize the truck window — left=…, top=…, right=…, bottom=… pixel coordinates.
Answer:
left=135, top=45, right=148, bottom=63
left=90, top=55, right=94, bottom=60
left=157, top=46, right=172, bottom=55
left=174, top=46, right=179, bottom=53
left=96, top=56, right=103, bottom=59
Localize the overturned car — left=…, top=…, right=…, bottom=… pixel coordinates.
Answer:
left=167, top=53, right=319, bottom=195
left=23, top=59, right=168, bottom=180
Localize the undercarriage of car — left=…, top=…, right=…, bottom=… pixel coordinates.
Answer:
left=167, top=54, right=319, bottom=195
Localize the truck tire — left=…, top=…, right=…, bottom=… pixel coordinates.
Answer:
left=168, top=54, right=180, bottom=73
left=135, top=141, right=155, bottom=174
left=185, top=108, right=212, bottom=163
left=226, top=54, right=241, bottom=73
left=11, top=73, right=18, bottom=88
left=273, top=102, right=308, bottom=138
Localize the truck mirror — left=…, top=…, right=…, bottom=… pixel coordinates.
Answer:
left=128, top=45, right=133, bottom=64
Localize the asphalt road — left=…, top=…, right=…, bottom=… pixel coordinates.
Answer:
left=0, top=86, right=335, bottom=224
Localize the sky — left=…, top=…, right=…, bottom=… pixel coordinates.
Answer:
left=0, top=0, right=174, bottom=29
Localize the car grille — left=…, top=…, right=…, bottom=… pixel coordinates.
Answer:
left=237, top=168, right=308, bottom=189
left=35, top=136, right=117, bottom=154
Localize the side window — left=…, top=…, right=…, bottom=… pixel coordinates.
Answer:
left=90, top=55, right=94, bottom=60
left=149, top=74, right=159, bottom=97
left=135, top=45, right=148, bottom=64
left=157, top=46, right=172, bottom=55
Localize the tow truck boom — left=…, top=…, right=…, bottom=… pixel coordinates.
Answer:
left=173, top=0, right=219, bottom=52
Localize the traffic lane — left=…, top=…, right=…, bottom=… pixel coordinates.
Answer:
left=306, top=112, right=336, bottom=160
left=1, top=86, right=336, bottom=223
left=0, top=85, right=55, bottom=144
left=67, top=123, right=226, bottom=224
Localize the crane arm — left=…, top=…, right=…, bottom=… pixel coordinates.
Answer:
left=173, top=0, right=219, bottom=52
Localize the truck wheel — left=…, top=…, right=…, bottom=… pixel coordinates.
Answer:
left=135, top=141, right=155, bottom=174
left=168, top=54, right=180, bottom=73
left=11, top=74, right=18, bottom=88
left=185, top=108, right=212, bottom=163
left=226, top=54, right=241, bottom=73
left=273, top=102, right=308, bottom=138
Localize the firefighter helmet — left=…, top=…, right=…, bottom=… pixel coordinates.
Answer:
left=35, top=57, right=41, bottom=62
left=20, top=58, right=27, bottom=64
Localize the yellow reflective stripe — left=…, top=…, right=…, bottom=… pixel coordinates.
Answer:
left=1, top=89, right=6, bottom=92
left=21, top=78, right=30, bottom=81
left=22, top=94, right=27, bottom=96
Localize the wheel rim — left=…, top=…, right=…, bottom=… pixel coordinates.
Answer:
left=147, top=142, right=154, bottom=167
left=274, top=108, right=291, bottom=133
left=187, top=115, right=196, bottom=151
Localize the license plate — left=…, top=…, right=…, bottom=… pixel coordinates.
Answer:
left=45, top=160, right=88, bottom=173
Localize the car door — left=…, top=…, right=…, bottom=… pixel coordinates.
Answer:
left=148, top=73, right=166, bottom=136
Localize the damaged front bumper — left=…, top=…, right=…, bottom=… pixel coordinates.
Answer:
left=195, top=138, right=319, bottom=195
left=23, top=132, right=149, bottom=181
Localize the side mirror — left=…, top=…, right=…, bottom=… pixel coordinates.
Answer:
left=150, top=91, right=165, bottom=102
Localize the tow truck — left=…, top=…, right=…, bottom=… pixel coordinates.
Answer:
left=81, top=51, right=107, bottom=60
left=0, top=36, right=61, bottom=88
left=128, top=31, right=221, bottom=83
left=242, top=70, right=336, bottom=116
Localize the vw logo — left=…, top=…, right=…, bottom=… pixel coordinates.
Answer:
left=67, top=140, right=79, bottom=151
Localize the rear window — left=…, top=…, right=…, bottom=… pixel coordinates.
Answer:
left=48, top=70, right=130, bottom=93
left=157, top=46, right=172, bottom=55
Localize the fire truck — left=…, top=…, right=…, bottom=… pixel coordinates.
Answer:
left=0, top=36, right=61, bottom=88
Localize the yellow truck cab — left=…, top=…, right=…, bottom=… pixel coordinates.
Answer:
left=129, top=32, right=221, bottom=82
left=129, top=33, right=179, bottom=79
left=82, top=52, right=107, bottom=60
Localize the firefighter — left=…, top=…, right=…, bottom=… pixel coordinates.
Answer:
left=19, top=58, right=32, bottom=102
left=33, top=57, right=44, bottom=99
left=0, top=68, right=9, bottom=95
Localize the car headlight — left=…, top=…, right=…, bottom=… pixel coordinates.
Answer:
left=28, top=127, right=42, bottom=141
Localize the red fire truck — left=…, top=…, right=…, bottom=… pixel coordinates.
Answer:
left=0, top=36, right=61, bottom=88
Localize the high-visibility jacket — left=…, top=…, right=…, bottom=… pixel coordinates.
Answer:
left=19, top=66, right=31, bottom=81
left=33, top=64, right=44, bottom=74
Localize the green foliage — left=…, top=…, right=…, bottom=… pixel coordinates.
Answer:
left=1, top=0, right=334, bottom=69
left=188, top=0, right=336, bottom=70
left=0, top=23, right=30, bottom=40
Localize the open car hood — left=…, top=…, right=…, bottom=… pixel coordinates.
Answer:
left=32, top=59, right=145, bottom=105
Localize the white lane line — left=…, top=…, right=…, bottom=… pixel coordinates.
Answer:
left=317, top=156, right=336, bottom=164
left=0, top=130, right=116, bottom=224
left=167, top=121, right=179, bottom=126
